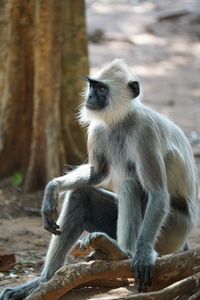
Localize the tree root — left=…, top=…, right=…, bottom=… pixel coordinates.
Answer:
left=24, top=233, right=200, bottom=300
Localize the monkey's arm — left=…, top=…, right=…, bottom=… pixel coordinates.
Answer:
left=42, top=154, right=109, bottom=235
left=133, top=147, right=170, bottom=292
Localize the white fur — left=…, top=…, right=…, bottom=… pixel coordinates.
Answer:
left=78, top=59, right=139, bottom=126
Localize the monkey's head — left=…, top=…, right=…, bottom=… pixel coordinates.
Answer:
left=79, top=59, right=140, bottom=125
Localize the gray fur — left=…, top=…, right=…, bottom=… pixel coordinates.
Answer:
left=1, top=59, right=198, bottom=298
left=1, top=187, right=118, bottom=299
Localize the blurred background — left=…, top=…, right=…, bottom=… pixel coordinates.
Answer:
left=0, top=0, right=199, bottom=298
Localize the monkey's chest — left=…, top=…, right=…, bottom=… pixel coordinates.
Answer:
left=106, top=140, right=127, bottom=168
left=106, top=131, right=135, bottom=164
left=105, top=138, right=137, bottom=185
left=96, top=127, right=137, bottom=183
left=105, top=130, right=128, bottom=161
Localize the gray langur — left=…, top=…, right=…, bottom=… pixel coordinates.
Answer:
left=1, top=59, right=199, bottom=299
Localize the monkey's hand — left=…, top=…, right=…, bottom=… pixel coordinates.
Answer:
left=41, top=180, right=61, bottom=235
left=132, top=246, right=157, bottom=293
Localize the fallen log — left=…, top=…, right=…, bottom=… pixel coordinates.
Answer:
left=24, top=235, right=200, bottom=300
left=110, top=272, right=200, bottom=300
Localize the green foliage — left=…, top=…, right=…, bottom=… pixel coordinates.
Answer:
left=11, top=172, right=23, bottom=187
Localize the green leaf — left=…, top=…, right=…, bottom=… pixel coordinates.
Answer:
left=11, top=172, right=23, bottom=187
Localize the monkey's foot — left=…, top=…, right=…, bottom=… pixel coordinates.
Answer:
left=80, top=232, right=128, bottom=261
left=0, top=277, right=41, bottom=300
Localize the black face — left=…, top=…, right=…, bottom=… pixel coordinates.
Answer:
left=85, top=76, right=109, bottom=111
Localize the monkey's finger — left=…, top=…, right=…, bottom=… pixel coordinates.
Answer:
left=44, top=218, right=61, bottom=235
left=138, top=280, right=148, bottom=293
left=140, top=265, right=153, bottom=293
left=44, top=225, right=59, bottom=235
left=144, top=269, right=150, bottom=288
left=139, top=265, right=146, bottom=292
left=48, top=223, right=61, bottom=235
left=133, top=265, right=143, bottom=292
left=138, top=280, right=143, bottom=293
left=49, top=227, right=62, bottom=235
left=146, top=265, right=154, bottom=287
left=132, top=261, right=140, bottom=280
left=133, top=264, right=149, bottom=293
left=50, top=220, right=60, bottom=230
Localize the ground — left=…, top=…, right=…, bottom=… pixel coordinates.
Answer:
left=0, top=0, right=200, bottom=299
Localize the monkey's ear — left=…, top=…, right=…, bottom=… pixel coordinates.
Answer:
left=128, top=81, right=140, bottom=98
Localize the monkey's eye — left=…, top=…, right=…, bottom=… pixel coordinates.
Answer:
left=99, top=85, right=106, bottom=93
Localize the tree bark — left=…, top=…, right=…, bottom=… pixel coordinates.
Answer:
left=24, top=248, right=200, bottom=300
left=23, top=0, right=65, bottom=191
left=0, top=0, right=88, bottom=193
left=118, top=273, right=200, bottom=299
left=0, top=0, right=35, bottom=178
left=22, top=235, right=200, bottom=300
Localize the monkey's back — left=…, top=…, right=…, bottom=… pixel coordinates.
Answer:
left=134, top=102, right=199, bottom=221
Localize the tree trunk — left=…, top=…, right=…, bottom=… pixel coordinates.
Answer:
left=0, top=0, right=88, bottom=193
left=0, top=0, right=35, bottom=179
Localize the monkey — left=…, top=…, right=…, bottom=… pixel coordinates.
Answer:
left=1, top=59, right=198, bottom=299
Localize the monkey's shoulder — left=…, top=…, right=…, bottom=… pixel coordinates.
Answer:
left=134, top=104, right=186, bottom=141
left=136, top=104, right=181, bottom=133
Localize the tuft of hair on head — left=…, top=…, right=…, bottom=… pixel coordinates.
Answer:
left=78, top=59, right=141, bottom=127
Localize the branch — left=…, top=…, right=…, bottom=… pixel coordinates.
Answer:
left=188, top=289, right=200, bottom=300
left=78, top=278, right=133, bottom=289
left=117, top=272, right=200, bottom=299
left=25, top=247, right=200, bottom=300
left=151, top=248, right=200, bottom=291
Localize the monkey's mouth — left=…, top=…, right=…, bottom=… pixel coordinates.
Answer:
left=85, top=102, right=97, bottom=110
left=85, top=101, right=106, bottom=111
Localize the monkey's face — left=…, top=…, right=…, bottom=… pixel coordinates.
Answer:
left=85, top=77, right=109, bottom=111
left=79, top=59, right=141, bottom=126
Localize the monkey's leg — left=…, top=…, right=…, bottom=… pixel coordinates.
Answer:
left=117, top=180, right=151, bottom=293
left=117, top=180, right=145, bottom=255
left=42, top=162, right=109, bottom=235
left=155, top=199, right=193, bottom=256
left=42, top=187, right=118, bottom=281
left=0, top=187, right=118, bottom=300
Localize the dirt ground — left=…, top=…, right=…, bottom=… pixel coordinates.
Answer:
left=0, top=0, right=200, bottom=299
